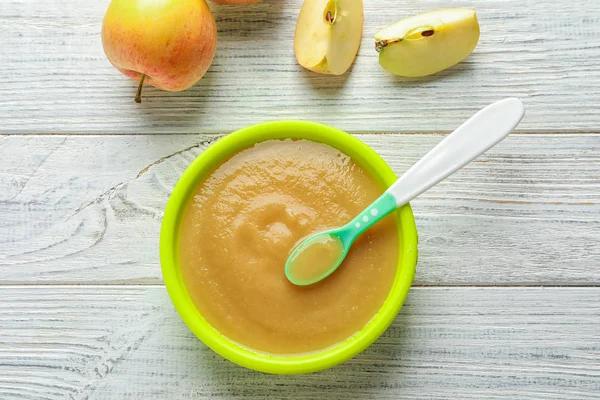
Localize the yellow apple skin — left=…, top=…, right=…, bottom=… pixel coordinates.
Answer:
left=209, top=0, right=260, bottom=4
left=102, top=0, right=217, bottom=92
left=375, top=9, right=479, bottom=77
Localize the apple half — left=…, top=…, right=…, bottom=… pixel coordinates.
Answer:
left=375, top=8, right=480, bottom=77
left=294, top=0, right=363, bottom=75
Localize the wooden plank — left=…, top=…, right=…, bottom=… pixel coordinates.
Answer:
left=1, top=134, right=599, bottom=285
left=1, top=0, right=599, bottom=133
left=0, top=286, right=599, bottom=399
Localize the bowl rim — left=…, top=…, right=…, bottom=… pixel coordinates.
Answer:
left=160, top=120, right=418, bottom=374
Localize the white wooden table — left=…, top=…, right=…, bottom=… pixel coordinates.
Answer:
left=1, top=0, right=599, bottom=398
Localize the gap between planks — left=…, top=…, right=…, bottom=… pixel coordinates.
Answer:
left=2, top=130, right=600, bottom=136
left=1, top=283, right=600, bottom=287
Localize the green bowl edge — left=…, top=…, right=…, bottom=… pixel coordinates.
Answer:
left=160, top=120, right=418, bottom=375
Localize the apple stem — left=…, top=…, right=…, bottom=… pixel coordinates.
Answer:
left=135, top=74, right=146, bottom=104
left=376, top=39, right=399, bottom=53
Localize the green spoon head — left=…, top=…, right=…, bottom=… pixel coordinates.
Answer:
left=285, top=230, right=350, bottom=286
left=285, top=194, right=397, bottom=286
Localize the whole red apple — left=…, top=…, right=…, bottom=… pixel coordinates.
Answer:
left=102, top=0, right=217, bottom=102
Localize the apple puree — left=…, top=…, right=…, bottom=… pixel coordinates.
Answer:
left=179, top=139, right=398, bottom=354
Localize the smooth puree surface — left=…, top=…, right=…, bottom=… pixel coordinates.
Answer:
left=179, top=139, right=398, bottom=354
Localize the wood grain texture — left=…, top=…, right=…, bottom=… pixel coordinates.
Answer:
left=1, top=0, right=600, bottom=133
left=1, top=134, right=598, bottom=284
left=0, top=286, right=599, bottom=399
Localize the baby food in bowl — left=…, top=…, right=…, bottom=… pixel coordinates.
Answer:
left=160, top=121, right=417, bottom=374
left=180, top=139, right=398, bottom=354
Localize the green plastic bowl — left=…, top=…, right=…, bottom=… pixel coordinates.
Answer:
left=160, top=121, right=418, bottom=374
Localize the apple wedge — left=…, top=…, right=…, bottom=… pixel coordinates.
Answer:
left=294, top=0, right=363, bottom=75
left=375, top=8, right=480, bottom=77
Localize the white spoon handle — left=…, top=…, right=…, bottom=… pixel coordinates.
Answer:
left=386, top=98, right=525, bottom=206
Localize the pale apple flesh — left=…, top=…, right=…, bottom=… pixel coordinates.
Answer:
left=102, top=0, right=217, bottom=101
left=294, top=0, right=363, bottom=75
left=375, top=8, right=480, bottom=77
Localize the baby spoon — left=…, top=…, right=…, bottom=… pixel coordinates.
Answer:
left=285, top=97, right=525, bottom=286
